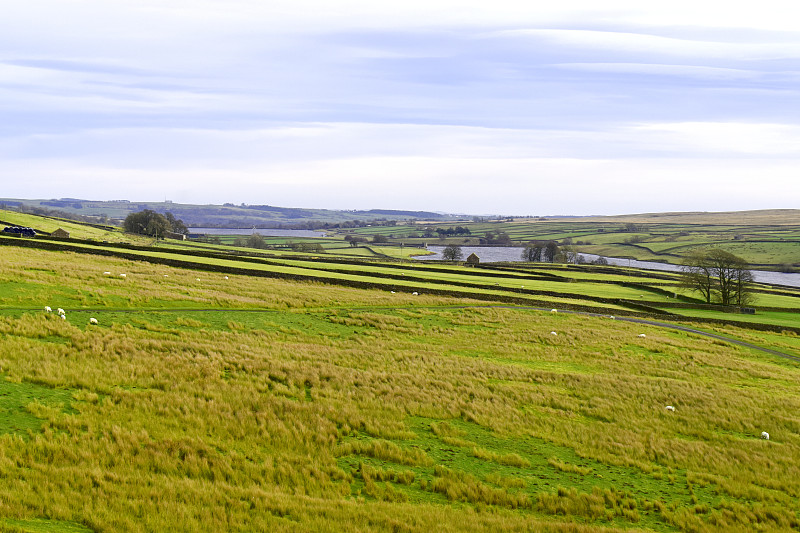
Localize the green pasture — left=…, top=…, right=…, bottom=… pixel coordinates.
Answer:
left=345, top=217, right=800, bottom=268
left=1, top=242, right=800, bottom=531
left=682, top=241, right=800, bottom=266
left=667, top=308, right=800, bottom=330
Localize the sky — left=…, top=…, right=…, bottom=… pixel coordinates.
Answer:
left=1, top=0, right=799, bottom=215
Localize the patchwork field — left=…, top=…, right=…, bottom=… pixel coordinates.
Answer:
left=1, top=238, right=800, bottom=532
left=337, top=210, right=800, bottom=269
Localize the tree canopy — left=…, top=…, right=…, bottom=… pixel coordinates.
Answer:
left=123, top=210, right=188, bottom=238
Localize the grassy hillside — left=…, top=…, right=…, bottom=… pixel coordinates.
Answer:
left=559, top=209, right=800, bottom=226
left=0, top=209, right=148, bottom=245
left=1, top=238, right=800, bottom=532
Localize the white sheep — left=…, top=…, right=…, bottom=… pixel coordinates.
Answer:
left=638, top=333, right=646, bottom=338
left=103, top=271, right=111, bottom=275
left=390, top=291, right=395, bottom=294
left=119, top=273, right=126, bottom=278
left=89, top=317, right=98, bottom=325
left=551, top=309, right=557, bottom=313
left=44, top=306, right=52, bottom=313
left=196, top=278, right=201, bottom=281
left=609, top=316, right=615, bottom=320
left=224, top=276, right=229, bottom=280
left=60, top=314, right=66, bottom=320
left=550, top=331, right=558, bottom=336
left=57, top=308, right=65, bottom=316
left=761, top=431, right=770, bottom=440
left=412, top=291, right=419, bottom=295
left=665, top=405, right=675, bottom=412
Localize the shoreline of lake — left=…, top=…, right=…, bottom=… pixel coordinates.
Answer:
left=417, top=245, right=800, bottom=289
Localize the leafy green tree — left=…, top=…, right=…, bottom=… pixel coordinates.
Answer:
left=124, top=209, right=187, bottom=238
left=246, top=233, right=266, bottom=249
left=123, top=210, right=170, bottom=238
left=164, top=212, right=188, bottom=234
left=543, top=241, right=560, bottom=262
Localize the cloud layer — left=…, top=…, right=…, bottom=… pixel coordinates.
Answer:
left=1, top=1, right=799, bottom=214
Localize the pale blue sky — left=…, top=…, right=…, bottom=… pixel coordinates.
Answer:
left=1, top=1, right=799, bottom=214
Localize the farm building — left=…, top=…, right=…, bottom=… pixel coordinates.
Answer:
left=466, top=253, right=480, bottom=265
left=50, top=228, right=70, bottom=238
left=164, top=231, right=186, bottom=240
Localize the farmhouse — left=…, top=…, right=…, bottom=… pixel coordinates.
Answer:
left=50, top=228, right=70, bottom=238
left=465, top=253, right=480, bottom=265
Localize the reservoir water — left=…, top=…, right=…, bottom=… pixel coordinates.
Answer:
left=417, top=245, right=800, bottom=289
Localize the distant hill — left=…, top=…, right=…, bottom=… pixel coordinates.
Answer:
left=0, top=198, right=463, bottom=227
left=544, top=209, right=800, bottom=225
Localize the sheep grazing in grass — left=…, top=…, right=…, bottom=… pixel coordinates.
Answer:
left=60, top=314, right=66, bottom=320
left=196, top=278, right=201, bottom=281
left=609, top=316, right=615, bottom=320
left=103, top=271, right=111, bottom=275
left=551, top=309, right=557, bottom=313
left=550, top=331, right=558, bottom=336
left=638, top=334, right=646, bottom=338
left=390, top=291, right=395, bottom=294
left=89, top=317, right=98, bottom=325
left=57, top=308, right=65, bottom=316
left=665, top=405, right=675, bottom=412
left=224, top=276, right=229, bottom=280
left=44, top=306, right=52, bottom=313
left=761, top=431, right=770, bottom=440
left=119, top=273, right=126, bottom=278
left=412, top=291, right=419, bottom=296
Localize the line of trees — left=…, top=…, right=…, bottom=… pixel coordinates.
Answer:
left=681, top=249, right=754, bottom=306
left=436, top=226, right=471, bottom=237
left=521, top=241, right=560, bottom=262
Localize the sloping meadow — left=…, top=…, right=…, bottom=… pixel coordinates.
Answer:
left=0, top=246, right=799, bottom=532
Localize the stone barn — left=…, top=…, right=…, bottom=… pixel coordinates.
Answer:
left=465, top=253, right=480, bottom=265
left=51, top=228, right=70, bottom=238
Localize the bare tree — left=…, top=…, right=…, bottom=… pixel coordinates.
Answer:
left=521, top=242, right=543, bottom=262
left=442, top=245, right=463, bottom=261
left=681, top=251, right=715, bottom=303
left=681, top=249, right=755, bottom=306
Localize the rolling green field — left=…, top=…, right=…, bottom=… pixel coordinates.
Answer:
left=335, top=210, right=800, bottom=269
left=1, top=219, right=800, bottom=532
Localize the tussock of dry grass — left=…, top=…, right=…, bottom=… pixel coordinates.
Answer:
left=1, top=245, right=799, bottom=531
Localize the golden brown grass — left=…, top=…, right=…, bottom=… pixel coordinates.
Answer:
left=1, top=245, right=799, bottom=531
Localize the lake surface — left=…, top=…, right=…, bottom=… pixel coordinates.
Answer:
left=418, top=245, right=800, bottom=289
left=188, top=227, right=325, bottom=238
